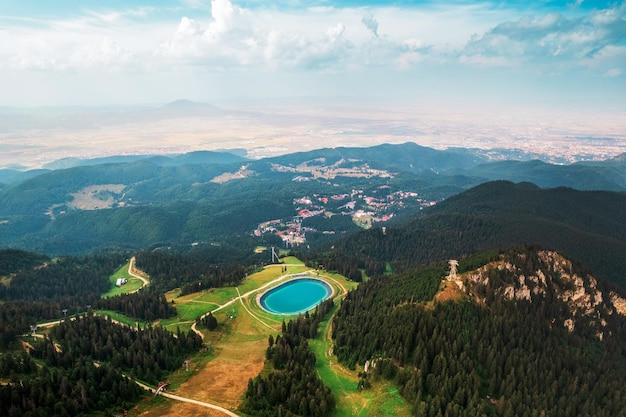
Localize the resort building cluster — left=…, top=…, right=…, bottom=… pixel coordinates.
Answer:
left=254, top=185, right=437, bottom=246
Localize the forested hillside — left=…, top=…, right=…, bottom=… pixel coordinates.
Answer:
left=0, top=248, right=49, bottom=275
left=460, top=158, right=626, bottom=191
left=135, top=246, right=263, bottom=293
left=0, top=247, right=211, bottom=416
left=0, top=251, right=126, bottom=347
left=244, top=299, right=336, bottom=417
left=331, top=246, right=626, bottom=416
left=328, top=181, right=626, bottom=287
left=1, top=144, right=624, bottom=256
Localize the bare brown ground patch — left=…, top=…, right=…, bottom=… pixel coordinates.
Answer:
left=210, top=165, right=254, bottom=184
left=140, top=401, right=233, bottom=417
left=434, top=281, right=466, bottom=303
left=173, top=304, right=270, bottom=411
left=67, top=184, right=126, bottom=210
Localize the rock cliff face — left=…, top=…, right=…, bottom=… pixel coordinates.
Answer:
left=449, top=249, right=626, bottom=340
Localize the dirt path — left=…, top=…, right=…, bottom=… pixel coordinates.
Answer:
left=190, top=321, right=204, bottom=340
left=235, top=287, right=275, bottom=331
left=134, top=379, right=240, bottom=417
left=128, top=256, right=149, bottom=293
left=174, top=308, right=267, bottom=412
left=196, top=271, right=296, bottom=321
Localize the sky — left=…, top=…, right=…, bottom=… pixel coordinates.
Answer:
left=1, top=0, right=625, bottom=108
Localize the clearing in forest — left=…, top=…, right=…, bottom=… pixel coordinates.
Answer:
left=96, top=256, right=408, bottom=416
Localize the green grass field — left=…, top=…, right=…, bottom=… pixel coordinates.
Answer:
left=101, top=260, right=145, bottom=298
left=93, top=310, right=146, bottom=328
left=91, top=258, right=409, bottom=416
left=309, top=308, right=412, bottom=417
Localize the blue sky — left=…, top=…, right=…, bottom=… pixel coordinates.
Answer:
left=1, top=0, right=624, bottom=108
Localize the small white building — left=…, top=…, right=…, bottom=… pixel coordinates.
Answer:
left=115, top=278, right=128, bottom=287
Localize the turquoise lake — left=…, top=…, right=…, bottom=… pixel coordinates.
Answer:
left=259, top=278, right=332, bottom=314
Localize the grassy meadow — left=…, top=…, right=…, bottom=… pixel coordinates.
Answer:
left=101, top=259, right=145, bottom=298
left=93, top=256, right=407, bottom=416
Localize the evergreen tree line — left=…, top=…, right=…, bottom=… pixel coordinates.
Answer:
left=298, top=252, right=364, bottom=282
left=0, top=301, right=66, bottom=348
left=135, top=250, right=259, bottom=293
left=39, top=313, right=203, bottom=384
left=331, top=248, right=626, bottom=417
left=0, top=252, right=126, bottom=347
left=0, top=353, right=143, bottom=417
left=243, top=299, right=336, bottom=417
left=0, top=249, right=49, bottom=276
left=0, top=253, right=123, bottom=303
left=93, top=291, right=176, bottom=321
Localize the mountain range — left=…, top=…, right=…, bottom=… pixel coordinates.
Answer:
left=2, top=141, right=626, bottom=416
left=0, top=142, right=624, bottom=259
left=332, top=180, right=626, bottom=287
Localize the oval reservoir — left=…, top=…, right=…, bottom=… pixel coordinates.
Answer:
left=259, top=278, right=332, bottom=315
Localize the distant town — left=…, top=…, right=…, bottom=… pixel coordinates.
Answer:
left=254, top=183, right=436, bottom=246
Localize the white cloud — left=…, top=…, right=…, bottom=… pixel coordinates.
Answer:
left=158, top=1, right=358, bottom=71
left=460, top=3, right=626, bottom=70
left=361, top=13, right=379, bottom=38
left=156, top=0, right=257, bottom=67
left=263, top=22, right=353, bottom=71
left=0, top=0, right=624, bottom=106
left=580, top=45, right=626, bottom=76
left=69, top=38, right=140, bottom=72
left=604, top=68, right=622, bottom=77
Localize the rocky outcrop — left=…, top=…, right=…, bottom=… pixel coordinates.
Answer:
left=457, top=249, right=623, bottom=339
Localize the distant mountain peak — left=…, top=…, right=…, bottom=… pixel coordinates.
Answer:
left=161, top=99, right=219, bottom=111
left=162, top=99, right=195, bottom=107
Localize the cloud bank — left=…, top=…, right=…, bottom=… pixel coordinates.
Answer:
left=0, top=0, right=624, bottom=106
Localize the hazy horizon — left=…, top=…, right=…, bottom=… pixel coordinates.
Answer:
left=1, top=0, right=625, bottom=169
left=1, top=98, right=625, bottom=171
left=1, top=0, right=624, bottom=108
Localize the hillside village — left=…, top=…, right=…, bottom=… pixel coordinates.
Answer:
left=254, top=185, right=437, bottom=246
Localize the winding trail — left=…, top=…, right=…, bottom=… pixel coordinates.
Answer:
left=235, top=287, right=275, bottom=331
left=36, top=263, right=347, bottom=417
left=127, top=256, right=149, bottom=293
left=133, top=380, right=240, bottom=417
left=191, top=268, right=328, bottom=340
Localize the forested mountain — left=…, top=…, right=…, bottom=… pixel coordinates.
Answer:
left=0, top=250, right=204, bottom=415
left=0, top=250, right=126, bottom=347
left=0, top=313, right=203, bottom=416
left=0, top=248, right=49, bottom=275
left=332, top=246, right=626, bottom=416
left=0, top=168, right=49, bottom=187
left=42, top=149, right=247, bottom=170
left=328, top=181, right=626, bottom=287
left=1, top=143, right=624, bottom=256
left=460, top=158, right=626, bottom=191
left=264, top=142, right=489, bottom=173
